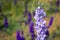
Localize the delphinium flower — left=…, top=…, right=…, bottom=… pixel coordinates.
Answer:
left=16, top=30, right=25, bottom=40
left=34, top=6, right=49, bottom=40
left=27, top=12, right=32, bottom=24
left=4, top=17, right=8, bottom=28
left=47, top=17, right=54, bottom=28
left=16, top=30, right=21, bottom=40
left=29, top=22, right=35, bottom=40
left=3, top=17, right=9, bottom=32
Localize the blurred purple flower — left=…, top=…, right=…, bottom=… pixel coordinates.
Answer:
left=4, top=17, right=8, bottom=28
left=48, top=17, right=54, bottom=28
left=16, top=30, right=21, bottom=40
left=29, top=22, right=34, bottom=33
left=16, top=30, right=25, bottom=40
left=29, top=22, right=35, bottom=40
left=45, top=30, right=49, bottom=36
left=27, top=12, right=32, bottom=23
left=31, top=33, right=35, bottom=40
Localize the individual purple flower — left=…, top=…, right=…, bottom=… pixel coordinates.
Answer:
left=4, top=17, right=8, bottom=28
left=47, top=17, right=54, bottom=28
left=16, top=30, right=25, bottom=40
left=31, top=33, right=35, bottom=40
left=16, top=30, right=21, bottom=40
left=29, top=22, right=34, bottom=33
left=27, top=12, right=32, bottom=23
left=45, top=30, right=49, bottom=36
left=21, top=36, right=25, bottom=40
left=29, top=22, right=35, bottom=40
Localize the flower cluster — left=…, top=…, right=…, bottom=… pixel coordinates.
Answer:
left=34, top=6, right=48, bottom=40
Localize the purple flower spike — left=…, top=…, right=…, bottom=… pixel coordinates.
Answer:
left=34, top=6, right=50, bottom=40
left=16, top=30, right=21, bottom=40
left=16, top=30, right=25, bottom=40
left=27, top=12, right=32, bottom=23
left=48, top=17, right=54, bottom=28
left=29, top=22, right=34, bottom=33
left=31, top=33, right=35, bottom=40
left=29, top=22, right=35, bottom=40
left=4, top=17, right=8, bottom=28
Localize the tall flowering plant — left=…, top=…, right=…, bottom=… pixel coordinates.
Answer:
left=34, top=6, right=49, bottom=40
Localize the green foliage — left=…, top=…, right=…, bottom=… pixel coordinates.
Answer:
left=6, top=22, right=15, bottom=35
left=23, top=0, right=32, bottom=4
